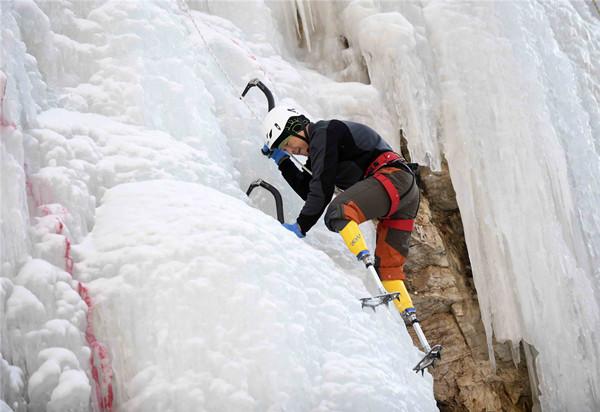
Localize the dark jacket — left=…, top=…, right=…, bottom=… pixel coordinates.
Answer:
left=278, top=119, right=392, bottom=234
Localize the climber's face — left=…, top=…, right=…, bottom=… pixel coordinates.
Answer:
left=280, top=133, right=309, bottom=156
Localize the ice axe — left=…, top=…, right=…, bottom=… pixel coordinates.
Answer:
left=339, top=221, right=442, bottom=374
left=240, top=79, right=314, bottom=177
left=246, top=179, right=284, bottom=223
left=240, top=78, right=275, bottom=111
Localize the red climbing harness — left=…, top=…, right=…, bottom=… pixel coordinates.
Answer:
left=366, top=152, right=416, bottom=231
left=364, top=151, right=403, bottom=177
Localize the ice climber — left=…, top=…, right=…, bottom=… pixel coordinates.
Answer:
left=261, top=106, right=420, bottom=315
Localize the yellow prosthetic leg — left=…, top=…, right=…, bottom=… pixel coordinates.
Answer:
left=340, top=221, right=402, bottom=310
left=382, top=280, right=414, bottom=314
left=338, top=220, right=442, bottom=373
left=339, top=220, right=369, bottom=259
left=340, top=221, right=414, bottom=313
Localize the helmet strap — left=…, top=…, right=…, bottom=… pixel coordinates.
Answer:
left=301, top=123, right=310, bottom=142
left=285, top=121, right=310, bottom=143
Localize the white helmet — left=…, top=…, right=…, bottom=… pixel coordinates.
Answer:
left=263, top=106, right=310, bottom=149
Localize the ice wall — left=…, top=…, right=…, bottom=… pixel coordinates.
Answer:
left=283, top=1, right=600, bottom=410
left=423, top=2, right=600, bottom=410
left=1, top=2, right=91, bottom=410
left=2, top=0, right=438, bottom=410
left=4, top=0, right=598, bottom=410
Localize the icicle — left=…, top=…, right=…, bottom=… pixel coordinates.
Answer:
left=305, top=0, right=316, bottom=33
left=482, top=307, right=497, bottom=372
left=510, top=340, right=521, bottom=366
left=289, top=2, right=301, bottom=40
left=295, top=0, right=312, bottom=52
left=523, top=342, right=541, bottom=410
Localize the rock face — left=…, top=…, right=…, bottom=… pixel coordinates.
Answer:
left=405, top=160, right=532, bottom=411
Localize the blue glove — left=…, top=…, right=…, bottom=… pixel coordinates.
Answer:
left=283, top=222, right=305, bottom=238
left=262, top=144, right=289, bottom=165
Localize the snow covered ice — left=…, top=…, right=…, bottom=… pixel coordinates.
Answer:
left=1, top=1, right=435, bottom=410
left=1, top=0, right=599, bottom=411
left=75, top=180, right=434, bottom=411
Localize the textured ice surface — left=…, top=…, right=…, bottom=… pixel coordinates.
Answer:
left=76, top=180, right=436, bottom=411
left=421, top=2, right=600, bottom=410
left=2, top=0, right=599, bottom=410
left=2, top=0, right=436, bottom=410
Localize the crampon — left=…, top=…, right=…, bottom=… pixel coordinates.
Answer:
left=413, top=344, right=442, bottom=375
left=359, top=292, right=401, bottom=311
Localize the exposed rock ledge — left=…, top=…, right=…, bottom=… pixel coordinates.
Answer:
left=406, top=160, right=532, bottom=411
